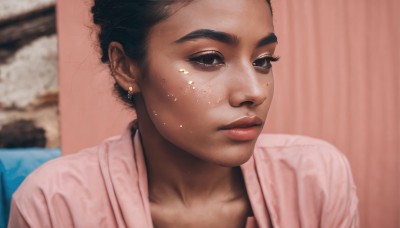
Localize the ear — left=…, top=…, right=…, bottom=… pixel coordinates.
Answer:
left=108, top=42, right=140, bottom=93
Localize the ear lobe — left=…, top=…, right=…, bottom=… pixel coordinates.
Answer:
left=108, top=42, right=141, bottom=93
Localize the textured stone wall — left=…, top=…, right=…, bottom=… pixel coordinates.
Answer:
left=0, top=0, right=59, bottom=148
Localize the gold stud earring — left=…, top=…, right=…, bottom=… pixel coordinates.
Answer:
left=127, top=86, right=134, bottom=99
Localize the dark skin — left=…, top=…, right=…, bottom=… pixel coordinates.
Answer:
left=109, top=0, right=277, bottom=226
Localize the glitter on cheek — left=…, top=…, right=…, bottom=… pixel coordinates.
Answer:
left=166, top=93, right=179, bottom=102
left=186, top=80, right=195, bottom=90
left=179, top=69, right=189, bottom=74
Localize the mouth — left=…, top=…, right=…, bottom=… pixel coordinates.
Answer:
left=219, top=116, right=263, bottom=141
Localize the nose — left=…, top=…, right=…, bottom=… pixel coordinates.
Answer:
left=228, top=64, right=269, bottom=108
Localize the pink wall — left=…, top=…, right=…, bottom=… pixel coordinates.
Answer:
left=270, top=1, right=400, bottom=227
left=57, top=0, right=132, bottom=153
left=57, top=0, right=400, bottom=227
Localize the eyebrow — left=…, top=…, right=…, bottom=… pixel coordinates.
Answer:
left=256, top=33, right=278, bottom=48
left=174, top=29, right=239, bottom=45
left=174, top=29, right=278, bottom=47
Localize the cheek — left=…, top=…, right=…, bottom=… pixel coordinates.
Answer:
left=141, top=73, right=223, bottom=155
left=261, top=72, right=274, bottom=95
left=141, top=70, right=216, bottom=131
left=258, top=75, right=274, bottom=115
left=266, top=77, right=274, bottom=99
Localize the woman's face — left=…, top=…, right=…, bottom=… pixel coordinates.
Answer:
left=136, top=0, right=277, bottom=166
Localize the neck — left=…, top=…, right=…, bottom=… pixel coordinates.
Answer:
left=141, top=130, right=245, bottom=205
left=136, top=107, right=246, bottom=207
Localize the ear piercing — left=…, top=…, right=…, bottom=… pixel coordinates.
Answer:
left=179, top=69, right=189, bottom=74
left=127, top=86, right=134, bottom=99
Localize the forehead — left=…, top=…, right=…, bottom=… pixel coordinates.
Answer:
left=149, top=0, right=273, bottom=43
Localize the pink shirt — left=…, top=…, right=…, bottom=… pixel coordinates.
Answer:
left=8, top=126, right=359, bottom=227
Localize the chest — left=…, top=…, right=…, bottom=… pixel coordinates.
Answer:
left=150, top=199, right=251, bottom=228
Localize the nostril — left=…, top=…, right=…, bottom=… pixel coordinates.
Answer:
left=230, top=93, right=267, bottom=108
left=241, top=96, right=267, bottom=107
left=239, top=100, right=255, bottom=107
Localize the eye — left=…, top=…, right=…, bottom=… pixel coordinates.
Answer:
left=252, top=55, right=280, bottom=71
left=188, top=51, right=224, bottom=69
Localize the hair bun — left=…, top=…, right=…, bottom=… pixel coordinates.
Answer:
left=91, top=0, right=113, bottom=25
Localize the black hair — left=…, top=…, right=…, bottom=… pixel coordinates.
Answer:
left=91, top=0, right=272, bottom=107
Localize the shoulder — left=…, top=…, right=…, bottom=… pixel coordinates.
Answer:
left=254, top=133, right=350, bottom=170
left=251, top=134, right=359, bottom=226
left=10, top=145, right=103, bottom=220
left=16, top=134, right=124, bottom=194
left=9, top=135, right=123, bottom=227
left=253, top=133, right=357, bottom=195
left=256, top=133, right=339, bottom=151
left=8, top=130, right=140, bottom=227
left=17, top=145, right=102, bottom=193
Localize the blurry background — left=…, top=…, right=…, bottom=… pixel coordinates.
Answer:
left=0, top=0, right=59, bottom=148
left=1, top=0, right=399, bottom=227
left=270, top=1, right=399, bottom=227
left=0, top=2, right=59, bottom=226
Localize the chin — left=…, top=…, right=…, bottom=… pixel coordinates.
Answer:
left=210, top=145, right=256, bottom=167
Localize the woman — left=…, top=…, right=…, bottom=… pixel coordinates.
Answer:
left=8, top=0, right=359, bottom=227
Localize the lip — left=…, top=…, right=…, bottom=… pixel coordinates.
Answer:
left=219, top=116, right=263, bottom=141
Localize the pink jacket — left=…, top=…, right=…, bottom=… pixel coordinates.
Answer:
left=8, top=126, right=359, bottom=227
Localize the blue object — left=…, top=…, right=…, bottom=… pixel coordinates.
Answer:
left=0, top=148, right=61, bottom=228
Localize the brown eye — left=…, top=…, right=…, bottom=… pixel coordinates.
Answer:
left=252, top=56, right=280, bottom=71
left=189, top=51, right=224, bottom=68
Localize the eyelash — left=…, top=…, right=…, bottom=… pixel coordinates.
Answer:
left=188, top=51, right=224, bottom=69
left=252, top=55, right=280, bottom=71
left=188, top=51, right=280, bottom=71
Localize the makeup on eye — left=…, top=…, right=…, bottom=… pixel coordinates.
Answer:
left=188, top=50, right=224, bottom=69
left=187, top=49, right=280, bottom=71
left=252, top=54, right=280, bottom=71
